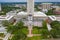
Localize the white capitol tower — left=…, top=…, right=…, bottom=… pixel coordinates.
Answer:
left=0, top=4, right=1, bottom=11
left=27, top=0, right=34, bottom=14
left=27, top=0, right=34, bottom=25
left=27, top=0, right=34, bottom=37
left=27, top=0, right=34, bottom=22
left=16, top=0, right=47, bottom=37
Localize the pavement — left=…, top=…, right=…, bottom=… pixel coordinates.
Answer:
left=0, top=27, right=7, bottom=34
left=24, top=21, right=42, bottom=27
left=3, top=33, right=11, bottom=40
left=47, top=23, right=52, bottom=31
left=56, top=17, right=60, bottom=21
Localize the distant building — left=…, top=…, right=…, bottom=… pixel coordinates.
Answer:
left=0, top=10, right=17, bottom=26
left=51, top=6, right=60, bottom=14
left=54, top=11, right=60, bottom=14
left=41, top=3, right=52, bottom=10
left=0, top=15, right=14, bottom=25
left=15, top=4, right=27, bottom=8
left=48, top=16, right=56, bottom=23
left=0, top=4, right=1, bottom=11
left=15, top=11, right=47, bottom=27
left=51, top=6, right=60, bottom=11
left=42, top=9, right=48, bottom=13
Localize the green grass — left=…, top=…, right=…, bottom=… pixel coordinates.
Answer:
left=0, top=33, right=5, bottom=37
left=21, top=28, right=28, bottom=35
left=25, top=36, right=43, bottom=40
left=12, top=27, right=28, bottom=35
left=0, top=39, right=3, bottom=40
left=32, top=28, right=40, bottom=34
left=32, top=27, right=42, bottom=34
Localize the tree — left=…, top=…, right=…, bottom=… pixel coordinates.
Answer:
left=41, top=29, right=50, bottom=38
left=6, top=25, right=16, bottom=33
left=50, top=21, right=59, bottom=27
left=2, top=20, right=12, bottom=27
left=21, top=6, right=26, bottom=11
left=42, top=21, right=47, bottom=29
left=50, top=21, right=60, bottom=38
left=6, top=21, right=27, bottom=40
left=50, top=21, right=60, bottom=29
left=11, top=30, right=27, bottom=40
left=50, top=29, right=60, bottom=38
left=16, top=21, right=24, bottom=29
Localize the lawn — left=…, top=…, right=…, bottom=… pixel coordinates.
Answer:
left=32, top=27, right=42, bottom=34
left=0, top=39, right=3, bottom=40
left=0, top=33, right=5, bottom=37
left=21, top=28, right=28, bottom=35
left=25, top=36, right=44, bottom=40
left=8, top=27, right=28, bottom=40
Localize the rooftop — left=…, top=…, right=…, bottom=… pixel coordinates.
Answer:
left=17, top=11, right=47, bottom=17
left=0, top=15, right=13, bottom=20
left=48, top=16, right=56, bottom=21
left=51, top=6, right=60, bottom=8
left=41, top=3, right=52, bottom=4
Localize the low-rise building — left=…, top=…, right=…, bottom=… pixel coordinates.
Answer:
left=48, top=16, right=56, bottom=23
left=51, top=6, right=60, bottom=11
left=0, top=4, right=1, bottom=11
left=51, top=6, right=60, bottom=14
left=41, top=3, right=52, bottom=10
left=15, top=4, right=27, bottom=8
left=15, top=11, right=47, bottom=27
left=0, top=15, right=14, bottom=26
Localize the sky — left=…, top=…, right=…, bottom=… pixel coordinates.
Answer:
left=0, top=0, right=60, bottom=2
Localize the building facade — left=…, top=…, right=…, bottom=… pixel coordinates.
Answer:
left=41, top=3, right=52, bottom=10
left=0, top=4, right=1, bottom=11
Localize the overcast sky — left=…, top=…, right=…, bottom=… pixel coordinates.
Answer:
left=0, top=0, right=60, bottom=2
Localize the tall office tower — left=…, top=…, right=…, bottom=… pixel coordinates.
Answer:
left=27, top=0, right=34, bottom=37
left=0, top=4, right=1, bottom=11
left=27, top=0, right=34, bottom=14
left=27, top=0, right=34, bottom=26
left=41, top=3, right=52, bottom=10
left=27, top=0, right=34, bottom=25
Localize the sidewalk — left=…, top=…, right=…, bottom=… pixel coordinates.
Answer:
left=3, top=33, right=11, bottom=40
left=47, top=23, right=52, bottom=31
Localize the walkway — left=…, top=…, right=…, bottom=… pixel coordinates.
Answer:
left=27, top=25, right=33, bottom=37
left=47, top=23, right=52, bottom=31
left=0, top=27, right=7, bottom=33
left=56, top=17, right=60, bottom=21
left=13, top=21, right=18, bottom=25
left=3, top=33, right=11, bottom=40
left=33, top=34, right=41, bottom=36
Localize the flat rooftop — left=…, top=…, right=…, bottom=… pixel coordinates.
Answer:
left=41, top=3, right=52, bottom=4
left=48, top=16, right=56, bottom=21
left=51, top=6, right=60, bottom=8
left=0, top=15, right=13, bottom=20
left=17, top=11, right=47, bottom=17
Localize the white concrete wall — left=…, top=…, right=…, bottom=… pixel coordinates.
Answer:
left=42, top=3, right=52, bottom=10
left=0, top=4, right=1, bottom=11
left=27, top=0, right=34, bottom=14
